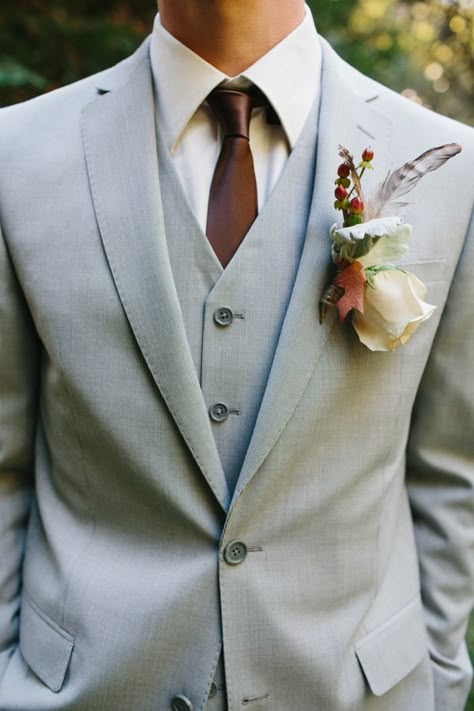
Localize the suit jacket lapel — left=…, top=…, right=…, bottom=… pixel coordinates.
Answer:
left=231, top=38, right=392, bottom=507
left=81, top=40, right=230, bottom=511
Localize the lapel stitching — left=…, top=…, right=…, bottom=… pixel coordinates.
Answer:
left=226, top=39, right=393, bottom=512
left=81, top=45, right=230, bottom=511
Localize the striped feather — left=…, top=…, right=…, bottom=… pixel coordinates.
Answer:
left=365, top=143, right=462, bottom=220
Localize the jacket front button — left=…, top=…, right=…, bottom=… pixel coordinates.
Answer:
left=214, top=307, right=234, bottom=326
left=209, top=403, right=229, bottom=422
left=171, top=695, right=193, bottom=711
left=223, top=540, right=247, bottom=565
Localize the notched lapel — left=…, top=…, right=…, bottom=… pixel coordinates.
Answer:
left=81, top=43, right=230, bottom=511
left=231, top=39, right=392, bottom=507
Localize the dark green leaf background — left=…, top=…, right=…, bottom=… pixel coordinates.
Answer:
left=1, top=1, right=472, bottom=124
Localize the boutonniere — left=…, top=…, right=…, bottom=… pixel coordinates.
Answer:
left=320, top=143, right=462, bottom=351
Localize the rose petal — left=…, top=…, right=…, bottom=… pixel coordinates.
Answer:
left=358, top=222, right=411, bottom=267
left=331, top=217, right=411, bottom=265
left=352, top=269, right=436, bottom=351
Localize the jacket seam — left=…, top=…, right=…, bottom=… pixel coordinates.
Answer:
left=22, top=591, right=74, bottom=644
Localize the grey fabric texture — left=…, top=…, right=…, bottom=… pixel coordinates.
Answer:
left=0, top=34, right=473, bottom=711
left=158, top=88, right=319, bottom=707
left=157, top=90, right=319, bottom=492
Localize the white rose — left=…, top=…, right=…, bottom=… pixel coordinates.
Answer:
left=352, top=268, right=436, bottom=351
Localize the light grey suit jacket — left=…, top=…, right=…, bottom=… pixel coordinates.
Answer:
left=0, top=34, right=473, bottom=711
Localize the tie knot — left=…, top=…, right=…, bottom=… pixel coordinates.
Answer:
left=207, top=87, right=268, bottom=140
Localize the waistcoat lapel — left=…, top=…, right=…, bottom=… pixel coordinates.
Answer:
left=158, top=96, right=319, bottom=494
left=231, top=37, right=392, bottom=507
left=81, top=40, right=229, bottom=510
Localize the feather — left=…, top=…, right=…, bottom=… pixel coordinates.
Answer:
left=365, top=143, right=462, bottom=221
left=338, top=145, right=364, bottom=203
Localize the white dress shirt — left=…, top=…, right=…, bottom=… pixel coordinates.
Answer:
left=149, top=7, right=322, bottom=232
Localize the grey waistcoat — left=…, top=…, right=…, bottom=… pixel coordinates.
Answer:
left=157, top=99, right=319, bottom=494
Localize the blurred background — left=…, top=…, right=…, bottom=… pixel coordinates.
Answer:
left=0, top=0, right=473, bottom=706
left=0, top=0, right=473, bottom=124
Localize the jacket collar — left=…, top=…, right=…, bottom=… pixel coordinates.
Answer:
left=83, top=35, right=392, bottom=513
left=83, top=38, right=230, bottom=511
left=148, top=9, right=322, bottom=153
left=229, top=36, right=392, bottom=506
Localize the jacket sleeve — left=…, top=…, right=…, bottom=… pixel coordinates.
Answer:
left=0, top=220, right=40, bottom=680
left=405, top=207, right=474, bottom=710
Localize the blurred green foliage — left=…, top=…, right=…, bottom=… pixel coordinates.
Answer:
left=467, top=616, right=474, bottom=710
left=0, top=1, right=155, bottom=104
left=0, top=0, right=472, bottom=124
left=312, top=0, right=473, bottom=126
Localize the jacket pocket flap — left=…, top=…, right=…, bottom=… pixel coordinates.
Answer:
left=19, top=595, right=74, bottom=692
left=355, top=596, right=428, bottom=696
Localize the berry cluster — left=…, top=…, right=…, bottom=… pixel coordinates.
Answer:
left=334, top=147, right=374, bottom=227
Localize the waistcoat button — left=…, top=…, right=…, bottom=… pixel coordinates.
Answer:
left=223, top=540, right=248, bottom=565
left=171, top=695, right=193, bottom=711
left=214, top=307, right=234, bottom=326
left=209, top=403, right=229, bottom=422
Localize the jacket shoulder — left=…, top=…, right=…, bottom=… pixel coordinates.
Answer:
left=320, top=36, right=473, bottom=153
left=0, top=38, right=151, bottom=155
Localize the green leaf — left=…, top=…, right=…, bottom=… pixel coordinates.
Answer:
left=0, top=59, right=47, bottom=89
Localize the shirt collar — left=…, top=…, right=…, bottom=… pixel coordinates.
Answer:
left=150, top=6, right=322, bottom=153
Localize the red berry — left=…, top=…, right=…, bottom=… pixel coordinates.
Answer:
left=350, top=197, right=364, bottom=215
left=337, top=163, right=351, bottom=178
left=334, top=185, right=347, bottom=201
left=362, top=147, right=374, bottom=162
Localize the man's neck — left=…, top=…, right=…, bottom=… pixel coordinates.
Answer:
left=158, top=0, right=306, bottom=76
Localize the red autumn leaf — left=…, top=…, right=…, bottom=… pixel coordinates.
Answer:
left=334, top=261, right=366, bottom=323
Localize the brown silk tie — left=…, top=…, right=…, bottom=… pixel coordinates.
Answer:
left=206, top=87, right=260, bottom=268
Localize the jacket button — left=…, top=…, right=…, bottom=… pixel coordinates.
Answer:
left=223, top=540, right=247, bottom=565
left=209, top=403, right=229, bottom=422
left=214, top=307, right=233, bottom=327
left=171, top=696, right=193, bottom=711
